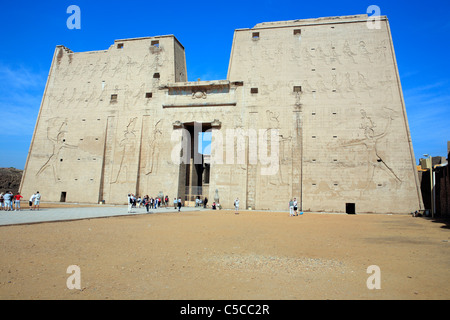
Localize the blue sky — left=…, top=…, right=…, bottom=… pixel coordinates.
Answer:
left=0, top=0, right=449, bottom=169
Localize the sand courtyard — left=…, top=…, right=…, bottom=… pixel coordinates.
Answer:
left=0, top=204, right=449, bottom=300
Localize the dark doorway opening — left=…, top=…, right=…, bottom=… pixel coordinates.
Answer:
left=60, top=192, right=67, bottom=202
left=177, top=122, right=211, bottom=204
left=346, top=203, right=356, bottom=214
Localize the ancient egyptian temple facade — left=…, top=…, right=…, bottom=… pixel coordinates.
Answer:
left=20, top=14, right=424, bottom=213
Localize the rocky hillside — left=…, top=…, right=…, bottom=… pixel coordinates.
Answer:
left=0, top=167, right=23, bottom=195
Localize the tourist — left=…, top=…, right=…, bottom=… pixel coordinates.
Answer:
left=177, top=197, right=182, bottom=212
left=29, top=193, right=35, bottom=210
left=212, top=202, right=216, bottom=210
left=204, top=197, right=208, bottom=208
left=131, top=194, right=136, bottom=208
left=144, top=195, right=150, bottom=213
left=0, top=192, right=4, bottom=211
left=3, top=191, right=12, bottom=211
left=33, top=191, right=41, bottom=211
left=173, top=197, right=177, bottom=209
left=289, top=199, right=294, bottom=216
left=165, top=195, right=169, bottom=207
left=14, top=193, right=23, bottom=211
left=234, top=198, right=239, bottom=214
left=137, top=196, right=142, bottom=208
left=127, top=193, right=133, bottom=213
left=293, top=198, right=298, bottom=216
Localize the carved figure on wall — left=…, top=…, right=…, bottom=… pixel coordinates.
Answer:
left=315, top=45, right=329, bottom=65
left=358, top=41, right=372, bottom=63
left=340, top=108, right=401, bottom=194
left=99, top=57, right=110, bottom=79
left=111, top=57, right=125, bottom=78
left=343, top=41, right=357, bottom=64
left=342, top=72, right=358, bottom=98
left=357, top=72, right=373, bottom=97
left=266, top=110, right=280, bottom=129
left=144, top=119, right=163, bottom=175
left=378, top=73, right=394, bottom=103
left=375, top=39, right=388, bottom=62
left=111, top=117, right=138, bottom=184
left=329, top=43, right=342, bottom=65
left=137, top=53, right=151, bottom=77
left=303, top=47, right=315, bottom=67
left=36, top=118, right=77, bottom=182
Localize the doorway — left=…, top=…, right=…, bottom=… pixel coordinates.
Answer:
left=177, top=122, right=211, bottom=204
left=346, top=203, right=356, bottom=214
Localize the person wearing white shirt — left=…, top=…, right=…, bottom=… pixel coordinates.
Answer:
left=234, top=198, right=239, bottom=214
left=33, top=192, right=41, bottom=211
left=127, top=194, right=133, bottom=213
left=3, top=192, right=12, bottom=211
left=29, top=193, right=36, bottom=210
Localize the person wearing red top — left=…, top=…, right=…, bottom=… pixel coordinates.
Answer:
left=14, top=193, right=23, bottom=211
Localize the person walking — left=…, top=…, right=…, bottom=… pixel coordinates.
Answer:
left=144, top=195, right=150, bottom=213
left=177, top=197, right=182, bottom=212
left=234, top=198, right=239, bottom=214
left=127, top=193, right=133, bottom=213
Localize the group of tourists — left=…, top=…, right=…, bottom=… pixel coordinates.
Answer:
left=0, top=191, right=41, bottom=211
left=127, top=194, right=183, bottom=213
left=124, top=194, right=304, bottom=216
left=288, top=198, right=303, bottom=216
left=195, top=196, right=208, bottom=208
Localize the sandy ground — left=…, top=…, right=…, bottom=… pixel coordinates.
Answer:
left=0, top=205, right=449, bottom=300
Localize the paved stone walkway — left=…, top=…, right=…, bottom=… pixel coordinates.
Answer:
left=0, top=204, right=203, bottom=226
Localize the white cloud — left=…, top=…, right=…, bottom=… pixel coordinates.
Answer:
left=0, top=64, right=45, bottom=137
